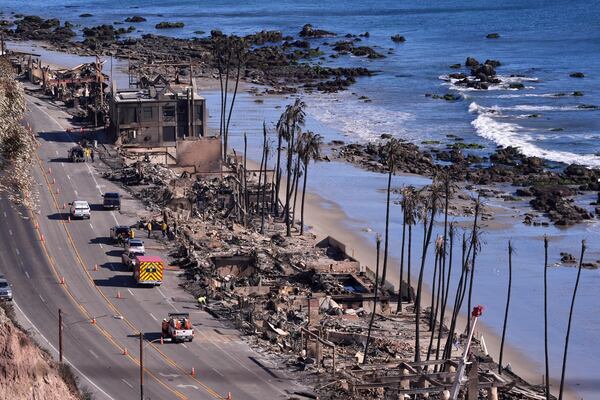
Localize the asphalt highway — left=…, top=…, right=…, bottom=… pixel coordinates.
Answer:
left=0, top=94, right=305, bottom=400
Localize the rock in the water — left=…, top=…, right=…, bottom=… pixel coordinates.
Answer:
left=390, top=34, right=406, bottom=43
left=465, top=57, right=480, bottom=67
left=570, top=72, right=585, bottom=78
left=486, top=33, right=500, bottom=39
left=299, top=24, right=335, bottom=38
left=155, top=21, right=184, bottom=29
left=125, top=16, right=146, bottom=23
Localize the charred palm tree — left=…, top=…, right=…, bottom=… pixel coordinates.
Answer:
left=414, top=184, right=441, bottom=362
left=381, top=138, right=402, bottom=286
left=283, top=99, right=306, bottom=237
left=298, top=132, right=322, bottom=235
left=274, top=114, right=287, bottom=216
left=466, top=196, right=481, bottom=334
left=401, top=187, right=418, bottom=308
left=558, top=241, right=586, bottom=400
left=543, top=236, right=550, bottom=399
left=499, top=241, right=513, bottom=374
left=435, top=222, right=455, bottom=362
left=363, top=233, right=382, bottom=365
left=427, top=236, right=445, bottom=360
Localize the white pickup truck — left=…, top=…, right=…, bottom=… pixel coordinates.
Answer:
left=161, top=313, right=194, bottom=343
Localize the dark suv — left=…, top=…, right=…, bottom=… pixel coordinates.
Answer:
left=0, top=277, right=13, bottom=301
left=102, top=192, right=121, bottom=210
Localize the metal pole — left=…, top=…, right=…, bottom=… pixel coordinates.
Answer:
left=58, top=308, right=63, bottom=363
left=139, top=332, right=144, bottom=400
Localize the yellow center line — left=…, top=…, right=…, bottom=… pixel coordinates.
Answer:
left=33, top=139, right=224, bottom=399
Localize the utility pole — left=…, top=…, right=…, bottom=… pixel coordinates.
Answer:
left=139, top=332, right=144, bottom=400
left=58, top=308, right=63, bottom=363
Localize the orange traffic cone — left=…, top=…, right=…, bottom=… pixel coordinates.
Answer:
left=122, top=348, right=128, bottom=356
left=116, top=291, right=122, bottom=299
left=160, top=336, right=164, bottom=345
left=34, top=222, right=39, bottom=230
left=40, top=233, right=45, bottom=242
left=190, top=367, right=195, bottom=376
left=52, top=177, right=56, bottom=185
left=67, top=216, right=71, bottom=223
left=56, top=187, right=60, bottom=194
left=91, top=318, right=96, bottom=325
left=226, top=392, right=232, bottom=400
left=48, top=167, right=52, bottom=174
left=62, top=203, right=66, bottom=210
left=93, top=264, right=98, bottom=271
left=60, top=277, right=65, bottom=284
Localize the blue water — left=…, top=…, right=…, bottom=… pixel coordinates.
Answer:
left=2, top=0, right=599, bottom=164
left=3, top=1, right=600, bottom=398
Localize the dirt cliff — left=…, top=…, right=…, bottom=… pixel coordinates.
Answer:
left=0, top=304, right=81, bottom=400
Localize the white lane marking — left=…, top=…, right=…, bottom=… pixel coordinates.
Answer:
left=74, top=190, right=78, bottom=197
left=55, top=150, right=59, bottom=155
left=89, top=349, right=100, bottom=359
left=13, top=300, right=116, bottom=400
left=8, top=229, right=12, bottom=236
left=181, top=343, right=188, bottom=349
left=127, top=289, right=134, bottom=296
left=177, top=384, right=199, bottom=390
left=85, top=163, right=104, bottom=196
left=121, top=379, right=133, bottom=389
left=156, top=287, right=179, bottom=312
left=89, top=223, right=94, bottom=230
left=25, top=271, right=30, bottom=279
left=149, top=313, right=158, bottom=321
left=158, top=372, right=180, bottom=378
left=67, top=174, right=71, bottom=180
left=61, top=162, right=64, bottom=167
left=38, top=294, right=45, bottom=303
left=99, top=243, right=104, bottom=249
left=211, top=367, right=224, bottom=378
left=3, top=211, right=6, bottom=217
left=111, top=211, right=119, bottom=224
left=15, top=248, right=20, bottom=255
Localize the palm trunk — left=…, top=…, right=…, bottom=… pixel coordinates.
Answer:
left=435, top=223, right=454, bottom=361
left=284, top=125, right=295, bottom=237
left=300, top=159, right=308, bottom=235
left=427, top=250, right=442, bottom=360
left=407, top=224, right=412, bottom=305
left=292, top=156, right=302, bottom=218
left=381, top=166, right=393, bottom=285
left=466, top=199, right=481, bottom=334
left=259, top=124, right=268, bottom=234
left=274, top=131, right=284, bottom=216
left=499, top=241, right=513, bottom=374
left=243, top=133, right=248, bottom=226
left=363, top=237, right=381, bottom=364
left=429, top=243, right=439, bottom=331
left=543, top=236, right=550, bottom=399
left=397, top=205, right=407, bottom=313
left=415, top=198, right=437, bottom=362
left=558, top=241, right=586, bottom=400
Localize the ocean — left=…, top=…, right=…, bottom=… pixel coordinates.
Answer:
left=2, top=1, right=600, bottom=398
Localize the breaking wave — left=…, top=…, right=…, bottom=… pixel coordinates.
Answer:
left=469, top=102, right=600, bottom=167
left=307, top=92, right=414, bottom=142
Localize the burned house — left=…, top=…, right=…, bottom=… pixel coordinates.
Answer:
left=108, top=81, right=208, bottom=146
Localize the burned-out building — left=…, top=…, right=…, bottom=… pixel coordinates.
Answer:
left=108, top=81, right=208, bottom=146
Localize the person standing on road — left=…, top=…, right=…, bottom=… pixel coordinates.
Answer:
left=90, top=148, right=95, bottom=163
left=161, top=221, right=168, bottom=238
left=146, top=221, right=152, bottom=238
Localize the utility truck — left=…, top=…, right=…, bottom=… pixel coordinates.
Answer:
left=161, top=313, right=194, bottom=343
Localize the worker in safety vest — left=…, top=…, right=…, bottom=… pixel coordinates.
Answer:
left=197, top=296, right=206, bottom=308
left=146, top=222, right=152, bottom=238
left=128, top=228, right=135, bottom=240
left=161, top=222, right=168, bottom=238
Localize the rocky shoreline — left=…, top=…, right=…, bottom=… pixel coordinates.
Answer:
left=330, top=138, right=600, bottom=227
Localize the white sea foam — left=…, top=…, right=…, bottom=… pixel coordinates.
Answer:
left=307, top=93, right=414, bottom=142
left=470, top=103, right=600, bottom=167
left=468, top=102, right=592, bottom=113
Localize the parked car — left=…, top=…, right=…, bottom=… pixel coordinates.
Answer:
left=124, top=238, right=145, bottom=254
left=122, top=251, right=142, bottom=270
left=0, top=277, right=13, bottom=301
left=110, top=225, right=132, bottom=244
left=69, top=200, right=90, bottom=219
left=102, top=192, right=121, bottom=210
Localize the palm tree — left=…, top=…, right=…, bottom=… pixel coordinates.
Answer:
left=363, top=233, right=382, bottom=365
left=298, top=131, right=322, bottom=235
left=414, top=184, right=441, bottom=362
left=435, top=222, right=454, bottom=362
left=543, top=236, right=550, bottom=399
left=274, top=110, right=289, bottom=216
left=558, top=240, right=586, bottom=400
left=283, top=99, right=306, bottom=237
left=499, top=241, right=513, bottom=374
left=427, top=236, right=444, bottom=360
left=398, top=186, right=417, bottom=311
left=381, top=138, right=402, bottom=286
